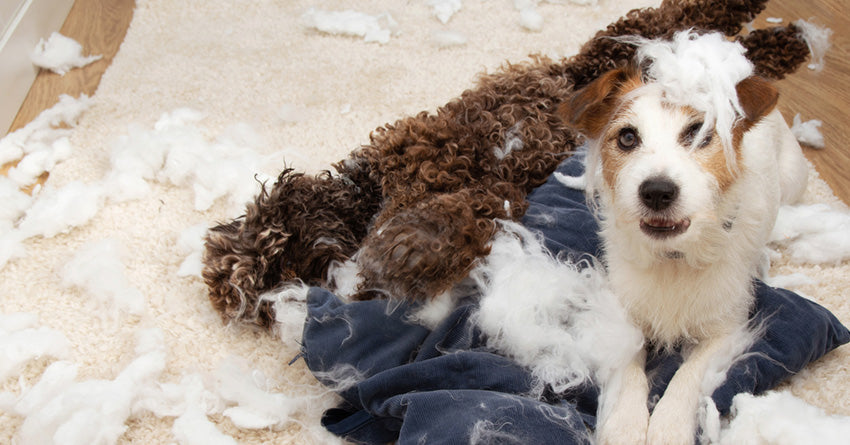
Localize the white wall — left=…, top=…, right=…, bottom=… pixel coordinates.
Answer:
left=1, top=0, right=75, bottom=134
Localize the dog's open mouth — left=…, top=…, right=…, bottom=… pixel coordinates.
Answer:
left=640, top=217, right=691, bottom=239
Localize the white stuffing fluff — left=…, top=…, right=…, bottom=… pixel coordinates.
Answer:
left=0, top=93, right=92, bottom=166
left=553, top=171, right=586, bottom=190
left=0, top=232, right=27, bottom=269
left=326, top=258, right=363, bottom=299
left=430, top=29, right=469, bottom=47
left=214, top=356, right=305, bottom=429
left=277, top=103, right=311, bottom=124
left=765, top=272, right=817, bottom=289
left=791, top=113, right=825, bottom=149
left=0, top=181, right=104, bottom=269
left=60, top=239, right=146, bottom=315
left=166, top=375, right=237, bottom=445
left=428, top=0, right=462, bottom=24
left=493, top=123, right=524, bottom=160
left=0, top=313, right=70, bottom=381
left=770, top=203, right=850, bottom=264
left=301, top=8, right=396, bottom=44
left=514, top=0, right=544, bottom=32
left=0, top=176, right=32, bottom=232
left=264, top=285, right=311, bottom=345
left=176, top=224, right=209, bottom=278
left=718, top=391, right=850, bottom=444
left=16, top=181, right=105, bottom=240
left=471, top=221, right=643, bottom=394
left=794, top=19, right=832, bottom=71
left=633, top=30, right=754, bottom=165
left=6, top=137, right=73, bottom=186
left=105, top=109, right=277, bottom=212
left=6, top=328, right=166, bottom=445
left=30, top=32, right=102, bottom=75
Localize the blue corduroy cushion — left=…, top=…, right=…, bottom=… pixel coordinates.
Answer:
left=299, top=155, right=850, bottom=444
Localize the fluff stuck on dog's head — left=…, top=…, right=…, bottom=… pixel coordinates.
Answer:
left=561, top=30, right=778, bottom=169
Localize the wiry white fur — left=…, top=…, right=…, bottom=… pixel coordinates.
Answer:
left=472, top=221, right=643, bottom=395
left=634, top=31, right=754, bottom=165
left=584, top=35, right=808, bottom=443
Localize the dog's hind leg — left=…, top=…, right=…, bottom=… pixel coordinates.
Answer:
left=203, top=157, right=381, bottom=330
left=353, top=187, right=524, bottom=301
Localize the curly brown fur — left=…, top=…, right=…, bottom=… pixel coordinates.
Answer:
left=353, top=187, right=518, bottom=301
left=203, top=0, right=815, bottom=330
left=203, top=156, right=381, bottom=329
left=738, top=24, right=812, bottom=80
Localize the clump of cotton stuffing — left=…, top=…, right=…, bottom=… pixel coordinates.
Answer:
left=176, top=224, right=209, bottom=278
left=794, top=19, right=832, bottom=71
left=633, top=30, right=754, bottom=166
left=15, top=181, right=105, bottom=240
left=428, top=0, right=462, bottom=24
left=791, top=113, right=825, bottom=149
left=471, top=221, right=643, bottom=395
left=301, top=8, right=397, bottom=44
left=0, top=94, right=92, bottom=167
left=104, top=109, right=278, bottom=214
left=0, top=313, right=70, bottom=381
left=430, top=30, right=468, bottom=48
left=30, top=32, right=102, bottom=75
left=214, top=356, right=307, bottom=429
left=769, top=203, right=850, bottom=264
left=718, top=391, right=850, bottom=444
left=60, top=238, right=146, bottom=315
left=6, top=328, right=166, bottom=445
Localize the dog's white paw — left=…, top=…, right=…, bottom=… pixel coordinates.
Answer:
left=645, top=396, right=696, bottom=445
left=596, top=405, right=649, bottom=445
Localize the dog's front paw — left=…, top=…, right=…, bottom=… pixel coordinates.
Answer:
left=596, top=404, right=649, bottom=445
left=645, top=396, right=697, bottom=445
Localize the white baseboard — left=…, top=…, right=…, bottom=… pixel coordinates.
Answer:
left=1, top=0, right=75, bottom=135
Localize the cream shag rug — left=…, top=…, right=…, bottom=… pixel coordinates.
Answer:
left=2, top=0, right=849, bottom=443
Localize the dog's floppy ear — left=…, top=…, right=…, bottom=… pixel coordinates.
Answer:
left=735, top=76, right=779, bottom=128
left=559, top=65, right=640, bottom=139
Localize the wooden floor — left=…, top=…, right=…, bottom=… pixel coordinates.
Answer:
left=4, top=0, right=849, bottom=204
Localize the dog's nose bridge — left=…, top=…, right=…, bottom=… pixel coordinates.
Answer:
left=638, top=176, right=679, bottom=211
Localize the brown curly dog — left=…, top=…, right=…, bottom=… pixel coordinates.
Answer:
left=203, top=0, right=811, bottom=330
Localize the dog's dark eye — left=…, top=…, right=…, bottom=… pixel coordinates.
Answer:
left=617, top=128, right=639, bottom=151
left=682, top=122, right=713, bottom=148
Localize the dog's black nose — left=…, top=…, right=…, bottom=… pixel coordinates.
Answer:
left=639, top=177, right=679, bottom=211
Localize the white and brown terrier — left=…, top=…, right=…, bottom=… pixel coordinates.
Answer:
left=559, top=31, right=808, bottom=444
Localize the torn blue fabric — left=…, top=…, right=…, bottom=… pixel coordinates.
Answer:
left=300, top=155, right=850, bottom=444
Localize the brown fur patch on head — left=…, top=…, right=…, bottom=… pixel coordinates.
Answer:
left=735, top=76, right=778, bottom=130
left=695, top=133, right=740, bottom=192
left=558, top=64, right=644, bottom=139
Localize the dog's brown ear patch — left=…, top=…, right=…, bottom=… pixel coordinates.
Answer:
left=736, top=76, right=778, bottom=127
left=559, top=65, right=640, bottom=139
